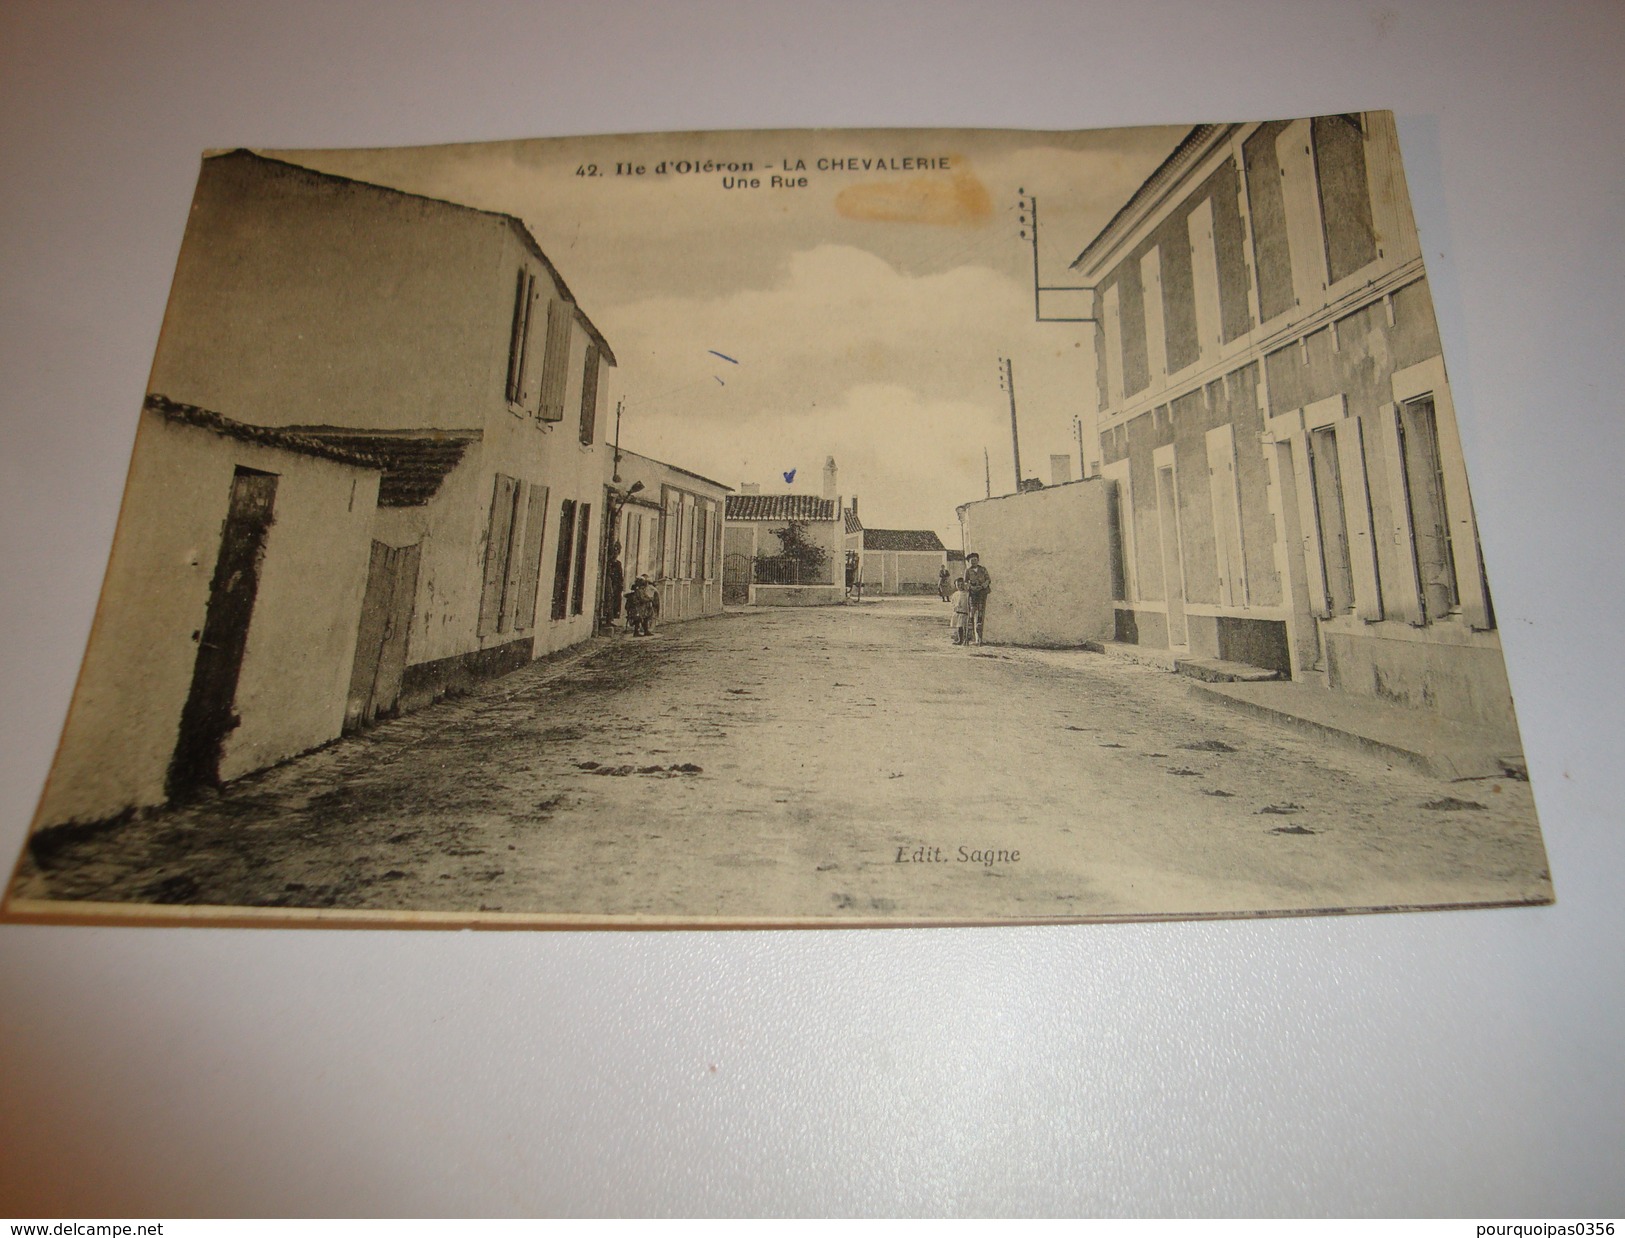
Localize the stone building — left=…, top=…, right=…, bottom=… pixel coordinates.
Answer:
left=1073, top=115, right=1512, bottom=727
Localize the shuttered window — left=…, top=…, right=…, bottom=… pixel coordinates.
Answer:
left=570, top=503, right=592, bottom=616
left=1312, top=115, right=1379, bottom=285
left=512, top=484, right=549, bottom=632
left=538, top=299, right=572, bottom=423
left=579, top=343, right=600, bottom=445
left=551, top=500, right=577, bottom=620
left=505, top=270, right=535, bottom=405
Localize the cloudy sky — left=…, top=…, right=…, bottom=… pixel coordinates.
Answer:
left=281, top=125, right=1185, bottom=547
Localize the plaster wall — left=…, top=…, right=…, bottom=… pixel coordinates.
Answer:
left=960, top=482, right=1114, bottom=647
left=36, top=411, right=377, bottom=825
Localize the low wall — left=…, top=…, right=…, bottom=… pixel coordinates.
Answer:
left=752, top=584, right=846, bottom=607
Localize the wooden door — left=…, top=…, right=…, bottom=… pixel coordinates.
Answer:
left=346, top=541, right=421, bottom=731
left=167, top=468, right=278, bottom=799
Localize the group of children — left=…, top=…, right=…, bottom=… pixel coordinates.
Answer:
left=948, top=552, right=991, bottom=646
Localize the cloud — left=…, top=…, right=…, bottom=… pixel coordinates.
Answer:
left=606, top=242, right=1096, bottom=535
left=629, top=382, right=1003, bottom=550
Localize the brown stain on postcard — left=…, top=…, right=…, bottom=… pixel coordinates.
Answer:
left=835, top=165, right=991, bottom=226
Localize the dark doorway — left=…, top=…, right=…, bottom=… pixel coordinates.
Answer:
left=722, top=553, right=751, bottom=606
left=167, top=468, right=278, bottom=799
left=345, top=541, right=422, bottom=732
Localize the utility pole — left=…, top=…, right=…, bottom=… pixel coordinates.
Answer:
left=1073, top=414, right=1086, bottom=480
left=611, top=398, right=624, bottom=483
left=1000, top=356, right=1022, bottom=493
left=984, top=448, right=991, bottom=499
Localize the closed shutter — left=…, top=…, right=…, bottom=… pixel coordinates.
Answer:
left=512, top=484, right=550, bottom=632
left=1376, top=403, right=1424, bottom=625
left=539, top=299, right=572, bottom=422
left=478, top=475, right=519, bottom=636
left=579, top=343, right=600, bottom=444
left=1335, top=418, right=1385, bottom=622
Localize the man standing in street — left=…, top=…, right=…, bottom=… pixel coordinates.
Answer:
left=963, top=552, right=992, bottom=645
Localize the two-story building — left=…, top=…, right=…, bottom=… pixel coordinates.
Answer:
left=1074, top=114, right=1513, bottom=729
left=34, top=151, right=625, bottom=830
left=149, top=150, right=616, bottom=713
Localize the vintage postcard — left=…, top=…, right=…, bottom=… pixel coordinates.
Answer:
left=3, top=119, right=1552, bottom=927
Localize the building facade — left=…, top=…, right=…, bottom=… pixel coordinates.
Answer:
left=722, top=494, right=845, bottom=606
left=842, top=500, right=949, bottom=595
left=1074, top=115, right=1512, bottom=727
left=606, top=449, right=730, bottom=626
left=36, top=399, right=382, bottom=827
left=148, top=150, right=616, bottom=712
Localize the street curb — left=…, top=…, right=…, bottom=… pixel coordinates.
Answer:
left=1183, top=679, right=1503, bottom=780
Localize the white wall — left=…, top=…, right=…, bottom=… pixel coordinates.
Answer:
left=2, top=0, right=1623, bottom=1217
left=36, top=410, right=378, bottom=824
left=963, top=482, right=1114, bottom=647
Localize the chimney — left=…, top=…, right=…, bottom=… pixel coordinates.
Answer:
left=850, top=495, right=859, bottom=520
left=741, top=482, right=760, bottom=495
left=823, top=455, right=838, bottom=500
left=1049, top=454, right=1073, bottom=486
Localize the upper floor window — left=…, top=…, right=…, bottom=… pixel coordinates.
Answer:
left=538, top=299, right=572, bottom=423
left=1312, top=115, right=1379, bottom=285
left=505, top=269, right=535, bottom=405
left=579, top=343, right=601, bottom=446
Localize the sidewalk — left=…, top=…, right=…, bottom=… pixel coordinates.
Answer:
left=1030, top=639, right=1525, bottom=782
left=1183, top=677, right=1525, bottom=781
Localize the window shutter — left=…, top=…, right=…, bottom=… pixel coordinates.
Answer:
left=1288, top=433, right=1331, bottom=619
left=550, top=500, right=576, bottom=621
left=579, top=343, right=600, bottom=445
left=538, top=299, right=572, bottom=422
left=512, top=484, right=549, bottom=632
left=570, top=503, right=592, bottom=616
left=1430, top=382, right=1492, bottom=630
left=478, top=475, right=519, bottom=636
left=1335, top=418, right=1385, bottom=622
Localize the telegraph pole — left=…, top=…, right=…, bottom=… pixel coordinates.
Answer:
left=611, top=398, right=625, bottom=483
left=1001, top=356, right=1022, bottom=493
left=984, top=448, right=991, bottom=499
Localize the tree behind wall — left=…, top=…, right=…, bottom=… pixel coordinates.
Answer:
left=770, top=520, right=828, bottom=571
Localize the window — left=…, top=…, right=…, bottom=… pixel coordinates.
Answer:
left=1105, top=478, right=1128, bottom=601
left=1187, top=198, right=1222, bottom=362
left=570, top=503, right=592, bottom=616
left=505, top=269, right=536, bottom=405
left=578, top=343, right=601, bottom=445
left=1306, top=427, right=1355, bottom=615
left=1312, top=115, right=1378, bottom=285
left=1397, top=395, right=1459, bottom=621
left=695, top=502, right=711, bottom=581
left=479, top=475, right=549, bottom=636
left=1243, top=123, right=1295, bottom=322
left=538, top=299, right=572, bottom=423
left=551, top=499, right=576, bottom=620
left=1205, top=424, right=1247, bottom=608
left=1100, top=283, right=1124, bottom=410
left=661, top=488, right=681, bottom=575
left=1140, top=249, right=1166, bottom=383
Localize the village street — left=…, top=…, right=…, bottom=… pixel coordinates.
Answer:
left=14, top=599, right=1548, bottom=923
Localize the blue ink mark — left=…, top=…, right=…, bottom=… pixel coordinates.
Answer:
left=708, top=350, right=740, bottom=365
left=783, top=468, right=797, bottom=484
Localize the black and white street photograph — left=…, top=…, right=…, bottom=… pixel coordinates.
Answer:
left=4, top=119, right=1551, bottom=926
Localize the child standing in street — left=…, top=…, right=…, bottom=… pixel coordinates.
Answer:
left=949, top=577, right=970, bottom=645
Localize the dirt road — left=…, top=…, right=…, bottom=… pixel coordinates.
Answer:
left=11, top=599, right=1550, bottom=923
